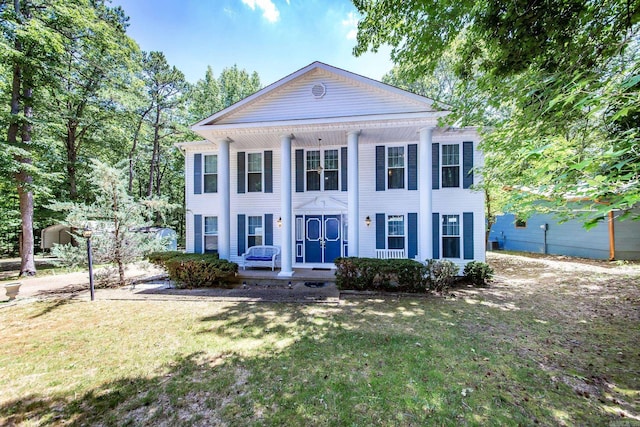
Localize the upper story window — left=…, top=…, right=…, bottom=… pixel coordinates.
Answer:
left=387, top=146, right=405, bottom=189
left=306, top=150, right=321, bottom=191
left=442, top=144, right=460, bottom=188
left=387, top=215, right=405, bottom=249
left=306, top=149, right=339, bottom=191
left=247, top=153, right=262, bottom=192
left=515, top=216, right=527, bottom=228
left=203, top=155, right=217, bottom=193
left=204, top=216, right=218, bottom=253
left=324, top=149, right=339, bottom=191
left=442, top=214, right=460, bottom=258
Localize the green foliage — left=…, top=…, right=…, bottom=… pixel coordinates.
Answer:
left=51, top=160, right=176, bottom=285
left=463, top=261, right=494, bottom=287
left=188, top=64, right=262, bottom=122
left=354, top=0, right=640, bottom=224
left=150, top=252, right=238, bottom=289
left=425, top=259, right=459, bottom=292
left=334, top=257, right=428, bottom=292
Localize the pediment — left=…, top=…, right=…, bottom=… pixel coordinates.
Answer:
left=193, top=62, right=444, bottom=130
left=295, top=196, right=348, bottom=211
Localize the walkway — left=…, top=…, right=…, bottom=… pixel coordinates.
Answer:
left=1, top=263, right=339, bottom=305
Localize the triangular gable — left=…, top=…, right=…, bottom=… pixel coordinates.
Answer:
left=193, top=62, right=444, bottom=128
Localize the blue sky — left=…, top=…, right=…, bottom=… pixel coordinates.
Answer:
left=112, top=0, right=393, bottom=86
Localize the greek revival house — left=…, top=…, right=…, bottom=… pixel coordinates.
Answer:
left=178, top=62, right=485, bottom=276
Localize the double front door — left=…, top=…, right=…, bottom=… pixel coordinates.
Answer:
left=304, top=214, right=342, bottom=263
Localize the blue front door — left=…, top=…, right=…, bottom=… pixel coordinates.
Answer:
left=304, top=215, right=342, bottom=263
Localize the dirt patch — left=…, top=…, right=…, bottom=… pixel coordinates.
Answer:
left=459, top=252, right=640, bottom=418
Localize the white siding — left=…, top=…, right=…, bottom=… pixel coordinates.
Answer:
left=217, top=71, right=432, bottom=125
left=184, top=130, right=486, bottom=268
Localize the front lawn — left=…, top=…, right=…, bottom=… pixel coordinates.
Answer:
left=0, top=253, right=638, bottom=425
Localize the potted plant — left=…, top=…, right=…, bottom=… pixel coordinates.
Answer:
left=4, top=282, right=21, bottom=301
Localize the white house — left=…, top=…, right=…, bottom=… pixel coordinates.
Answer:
left=178, top=62, right=485, bottom=277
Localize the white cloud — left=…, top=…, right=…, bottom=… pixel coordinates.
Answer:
left=241, top=0, right=280, bottom=23
left=342, top=11, right=358, bottom=40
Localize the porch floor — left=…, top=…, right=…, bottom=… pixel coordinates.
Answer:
left=237, top=267, right=336, bottom=283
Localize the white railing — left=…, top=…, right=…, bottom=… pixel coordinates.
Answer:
left=375, top=249, right=406, bottom=259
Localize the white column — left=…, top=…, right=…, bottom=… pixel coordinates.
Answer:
left=218, top=138, right=231, bottom=260
left=347, top=130, right=360, bottom=256
left=278, top=134, right=294, bottom=277
left=419, top=127, right=434, bottom=261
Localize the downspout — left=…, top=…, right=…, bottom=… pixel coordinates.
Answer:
left=608, top=210, right=615, bottom=261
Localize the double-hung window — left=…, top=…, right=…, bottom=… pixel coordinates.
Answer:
left=323, top=149, right=339, bottom=190
left=306, top=150, right=321, bottom=191
left=247, top=153, right=262, bottom=192
left=248, top=216, right=263, bottom=247
left=306, top=149, right=339, bottom=191
left=442, top=215, right=460, bottom=258
left=387, top=215, right=405, bottom=250
left=204, top=216, right=218, bottom=253
left=203, top=155, right=217, bottom=193
left=387, top=147, right=405, bottom=189
left=442, top=144, right=460, bottom=188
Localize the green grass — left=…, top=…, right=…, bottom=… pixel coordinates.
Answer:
left=0, top=293, right=638, bottom=426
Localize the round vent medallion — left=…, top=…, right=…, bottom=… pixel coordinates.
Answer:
left=311, top=83, right=326, bottom=98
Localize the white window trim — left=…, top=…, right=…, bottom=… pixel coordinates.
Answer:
left=441, top=213, right=461, bottom=259
left=247, top=215, right=264, bottom=247
left=246, top=151, right=264, bottom=193
left=386, top=145, right=407, bottom=190
left=386, top=214, right=406, bottom=250
left=441, top=143, right=461, bottom=189
left=203, top=154, right=218, bottom=194
left=204, top=216, right=218, bottom=253
left=304, top=148, right=341, bottom=192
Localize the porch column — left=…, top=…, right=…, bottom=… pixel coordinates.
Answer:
left=278, top=134, right=294, bottom=277
left=218, top=138, right=231, bottom=260
left=347, top=130, right=360, bottom=256
left=419, top=127, right=434, bottom=261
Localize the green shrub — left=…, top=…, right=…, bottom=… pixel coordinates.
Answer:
left=334, top=257, right=427, bottom=292
left=147, top=251, right=184, bottom=265
left=426, top=259, right=459, bottom=292
left=463, top=261, right=494, bottom=287
left=149, top=252, right=237, bottom=288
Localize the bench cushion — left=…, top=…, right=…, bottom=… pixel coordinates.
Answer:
left=246, top=256, right=274, bottom=261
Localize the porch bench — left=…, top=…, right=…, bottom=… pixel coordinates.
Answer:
left=241, top=245, right=280, bottom=271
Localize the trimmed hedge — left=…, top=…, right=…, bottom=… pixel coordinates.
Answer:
left=334, top=257, right=428, bottom=292
left=148, top=252, right=238, bottom=289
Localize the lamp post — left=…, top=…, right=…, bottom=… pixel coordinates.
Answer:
left=83, top=228, right=95, bottom=301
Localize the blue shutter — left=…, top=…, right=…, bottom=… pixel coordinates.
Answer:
left=341, top=147, right=348, bottom=191
left=194, top=214, right=202, bottom=254
left=463, top=212, right=474, bottom=259
left=375, top=146, right=385, bottom=191
left=193, top=154, right=202, bottom=195
left=408, top=144, right=417, bottom=190
left=376, top=213, right=385, bottom=249
left=295, top=149, right=304, bottom=192
left=237, top=152, right=245, bottom=194
left=237, top=214, right=246, bottom=256
left=264, top=213, right=273, bottom=245
left=432, top=212, right=440, bottom=259
left=408, top=212, right=418, bottom=259
left=432, top=143, right=440, bottom=189
left=463, top=141, right=474, bottom=189
left=264, top=150, right=273, bottom=193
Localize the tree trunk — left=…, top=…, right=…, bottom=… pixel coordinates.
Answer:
left=147, top=106, right=161, bottom=197
left=7, top=0, right=36, bottom=276
left=66, top=122, right=78, bottom=199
